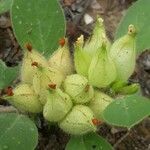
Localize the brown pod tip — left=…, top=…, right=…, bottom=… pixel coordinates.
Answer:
left=25, top=42, right=32, bottom=52
left=92, top=118, right=102, bottom=126
left=59, top=38, right=65, bottom=47
left=6, top=86, right=14, bottom=96
left=31, top=61, right=39, bottom=67
left=48, top=83, right=56, bottom=89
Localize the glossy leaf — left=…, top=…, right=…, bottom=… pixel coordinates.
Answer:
left=0, top=0, right=12, bottom=14
left=66, top=133, right=113, bottom=150
left=0, top=60, right=19, bottom=89
left=103, top=94, right=150, bottom=128
left=0, top=113, right=38, bottom=150
left=115, top=0, right=150, bottom=53
left=11, top=0, right=66, bottom=58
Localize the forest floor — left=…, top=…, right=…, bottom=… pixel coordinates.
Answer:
left=0, top=0, right=150, bottom=150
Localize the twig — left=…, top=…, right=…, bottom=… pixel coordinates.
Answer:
left=113, top=131, right=130, bottom=148
left=0, top=105, right=18, bottom=113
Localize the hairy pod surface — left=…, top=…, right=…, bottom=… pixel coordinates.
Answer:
left=43, top=89, right=73, bottom=122
left=21, top=49, right=48, bottom=84
left=38, top=89, right=49, bottom=105
left=33, top=66, right=64, bottom=94
left=49, top=38, right=74, bottom=76
left=63, top=74, right=94, bottom=104
left=89, top=90, right=113, bottom=119
left=59, top=105, right=97, bottom=135
left=4, top=84, right=42, bottom=113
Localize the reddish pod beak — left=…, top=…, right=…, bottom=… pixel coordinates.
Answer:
left=25, top=42, right=32, bottom=52
left=92, top=118, right=102, bottom=126
left=31, top=61, right=39, bottom=67
left=48, top=83, right=56, bottom=89
left=6, top=86, right=14, bottom=96
left=59, top=38, right=65, bottom=47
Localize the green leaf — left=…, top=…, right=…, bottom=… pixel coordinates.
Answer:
left=0, top=60, right=19, bottom=89
left=103, top=94, right=150, bottom=128
left=0, top=0, right=12, bottom=14
left=115, top=0, right=150, bottom=53
left=66, top=133, right=113, bottom=150
left=0, top=113, right=38, bottom=150
left=11, top=0, right=66, bottom=58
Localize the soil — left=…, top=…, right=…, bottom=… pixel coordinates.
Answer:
left=0, top=0, right=150, bottom=150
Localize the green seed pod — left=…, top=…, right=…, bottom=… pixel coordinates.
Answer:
left=74, top=17, right=110, bottom=77
left=110, top=24, right=137, bottom=82
left=43, top=89, right=73, bottom=122
left=59, top=105, right=97, bottom=135
left=89, top=90, right=113, bottom=119
left=88, top=42, right=117, bottom=88
left=4, top=84, right=42, bottom=113
left=84, top=17, right=111, bottom=55
left=63, top=74, right=94, bottom=104
left=49, top=38, right=74, bottom=76
left=74, top=35, right=90, bottom=77
left=33, top=65, right=65, bottom=94
left=21, top=45, right=48, bottom=84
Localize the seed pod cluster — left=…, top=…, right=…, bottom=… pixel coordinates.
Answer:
left=74, top=17, right=111, bottom=78
left=4, top=16, right=138, bottom=136
left=74, top=17, right=137, bottom=89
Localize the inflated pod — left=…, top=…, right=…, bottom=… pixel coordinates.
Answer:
left=110, top=24, right=137, bottom=82
left=88, top=42, right=116, bottom=88
left=63, top=74, right=94, bottom=104
left=4, top=84, right=42, bottom=113
left=88, top=90, right=113, bottom=119
left=43, top=89, right=73, bottom=122
left=59, top=105, right=97, bottom=135
left=49, top=38, right=74, bottom=76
